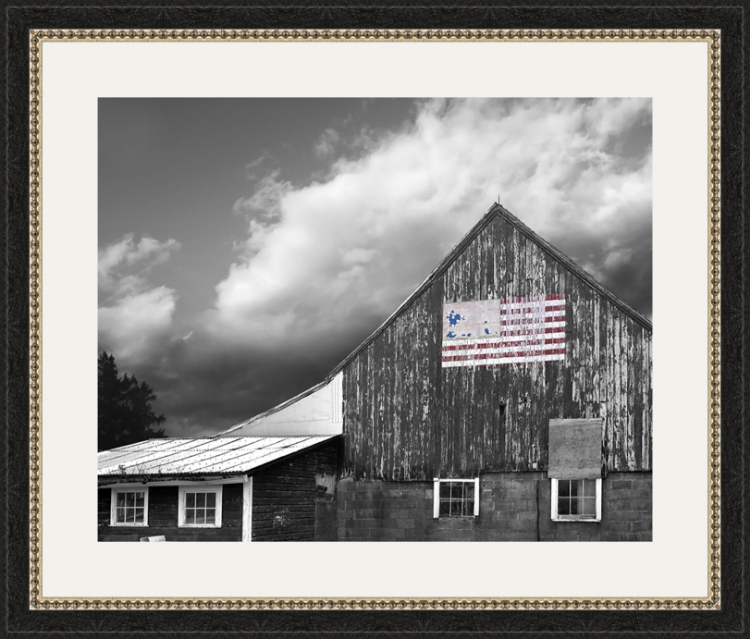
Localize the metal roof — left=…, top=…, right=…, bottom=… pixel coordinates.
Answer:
left=97, top=435, right=338, bottom=477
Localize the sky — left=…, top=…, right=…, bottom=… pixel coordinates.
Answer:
left=99, top=98, right=652, bottom=437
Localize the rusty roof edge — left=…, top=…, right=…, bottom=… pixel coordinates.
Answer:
left=494, top=204, right=653, bottom=332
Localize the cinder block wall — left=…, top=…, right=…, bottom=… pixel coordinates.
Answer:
left=336, top=472, right=651, bottom=542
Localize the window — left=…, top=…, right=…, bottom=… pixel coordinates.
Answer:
left=178, top=486, right=222, bottom=527
left=551, top=478, right=602, bottom=522
left=432, top=478, right=479, bottom=518
left=547, top=418, right=603, bottom=522
left=110, top=488, right=148, bottom=526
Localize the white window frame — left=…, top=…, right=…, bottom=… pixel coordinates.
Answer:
left=110, top=487, right=149, bottom=527
left=241, top=476, right=253, bottom=542
left=432, top=478, right=480, bottom=519
left=550, top=478, right=602, bottom=522
left=178, top=485, right=223, bottom=528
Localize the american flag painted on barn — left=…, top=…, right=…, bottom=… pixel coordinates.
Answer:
left=442, top=294, right=566, bottom=368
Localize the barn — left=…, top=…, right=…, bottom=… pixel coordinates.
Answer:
left=98, top=203, right=652, bottom=542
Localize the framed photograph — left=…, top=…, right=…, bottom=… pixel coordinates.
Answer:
left=3, top=2, right=744, bottom=636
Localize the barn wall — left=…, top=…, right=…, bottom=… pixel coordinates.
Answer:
left=97, top=483, right=244, bottom=542
left=342, top=214, right=652, bottom=480
left=252, top=441, right=339, bottom=541
left=337, top=473, right=652, bottom=542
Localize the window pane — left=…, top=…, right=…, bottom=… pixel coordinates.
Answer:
left=205, top=509, right=216, bottom=524
left=207, top=493, right=216, bottom=508
left=580, top=497, right=596, bottom=516
left=196, top=493, right=206, bottom=508
left=185, top=510, right=195, bottom=524
left=126, top=493, right=136, bottom=507
left=463, top=499, right=474, bottom=517
left=126, top=509, right=135, bottom=523
left=116, top=493, right=126, bottom=508
left=135, top=507, right=144, bottom=522
left=116, top=507, right=125, bottom=522
left=438, top=480, right=477, bottom=517
left=558, top=497, right=570, bottom=515
left=186, top=493, right=195, bottom=508
left=583, top=479, right=597, bottom=497
left=571, top=481, right=581, bottom=498
left=136, top=492, right=144, bottom=507
left=570, top=498, right=578, bottom=515
left=558, top=481, right=570, bottom=498
left=196, top=510, right=206, bottom=525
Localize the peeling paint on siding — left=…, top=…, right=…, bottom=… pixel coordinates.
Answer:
left=342, top=212, right=651, bottom=480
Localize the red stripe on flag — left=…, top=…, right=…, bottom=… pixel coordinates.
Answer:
left=500, top=304, right=565, bottom=315
left=501, top=315, right=565, bottom=326
left=498, top=294, right=564, bottom=304
left=442, top=347, right=566, bottom=363
left=442, top=337, right=566, bottom=352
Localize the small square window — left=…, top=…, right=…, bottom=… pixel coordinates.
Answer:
left=551, top=478, right=601, bottom=522
left=433, top=478, right=479, bottom=518
left=110, top=488, right=149, bottom=527
left=179, top=486, right=223, bottom=528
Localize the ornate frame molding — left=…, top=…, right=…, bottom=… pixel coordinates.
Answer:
left=27, top=28, right=721, bottom=612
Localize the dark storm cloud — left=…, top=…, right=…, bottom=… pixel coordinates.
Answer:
left=130, top=326, right=366, bottom=436
left=548, top=203, right=653, bottom=318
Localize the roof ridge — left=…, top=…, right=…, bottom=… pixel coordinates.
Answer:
left=492, top=204, right=652, bottom=331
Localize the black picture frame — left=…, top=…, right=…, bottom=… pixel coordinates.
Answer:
left=2, top=1, right=745, bottom=636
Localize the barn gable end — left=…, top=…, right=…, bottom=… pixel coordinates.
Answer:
left=339, top=204, right=652, bottom=480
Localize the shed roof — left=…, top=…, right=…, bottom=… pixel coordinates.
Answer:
left=98, top=435, right=338, bottom=477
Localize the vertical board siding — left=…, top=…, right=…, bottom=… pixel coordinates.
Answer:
left=342, top=216, right=652, bottom=479
left=251, top=441, right=339, bottom=541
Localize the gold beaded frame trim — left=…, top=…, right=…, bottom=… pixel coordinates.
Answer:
left=28, top=28, right=721, bottom=611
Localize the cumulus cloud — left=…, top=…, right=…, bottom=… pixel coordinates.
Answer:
left=314, top=128, right=340, bottom=158
left=98, top=234, right=181, bottom=365
left=209, top=98, right=652, bottom=364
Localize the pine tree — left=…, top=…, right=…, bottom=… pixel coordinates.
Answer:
left=98, top=352, right=166, bottom=451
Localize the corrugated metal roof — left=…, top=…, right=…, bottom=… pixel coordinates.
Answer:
left=97, top=435, right=338, bottom=477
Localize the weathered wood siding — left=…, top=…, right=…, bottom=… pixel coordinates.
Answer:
left=97, top=484, right=244, bottom=541
left=342, top=213, right=651, bottom=479
left=252, top=440, right=340, bottom=541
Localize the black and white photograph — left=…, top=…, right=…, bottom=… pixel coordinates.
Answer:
left=96, top=97, right=653, bottom=543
